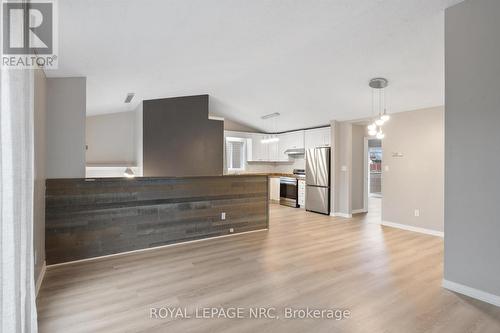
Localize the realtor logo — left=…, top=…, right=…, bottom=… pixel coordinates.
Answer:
left=1, top=0, right=58, bottom=68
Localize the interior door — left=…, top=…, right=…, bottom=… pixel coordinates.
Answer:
left=305, top=149, right=316, bottom=186
left=316, top=148, right=330, bottom=187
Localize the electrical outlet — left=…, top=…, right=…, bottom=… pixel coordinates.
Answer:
left=229, top=228, right=234, bottom=233
left=385, top=165, right=390, bottom=172
left=414, top=209, right=420, bottom=217
left=221, top=212, right=226, bottom=220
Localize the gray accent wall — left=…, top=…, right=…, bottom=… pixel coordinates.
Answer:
left=143, top=95, right=223, bottom=177
left=445, top=0, right=500, bottom=296
left=46, top=77, right=86, bottom=178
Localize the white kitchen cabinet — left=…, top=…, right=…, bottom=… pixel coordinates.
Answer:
left=243, top=130, right=307, bottom=162
left=276, top=134, right=292, bottom=162
left=276, top=130, right=304, bottom=161
left=304, top=127, right=331, bottom=150
left=269, top=177, right=280, bottom=202
left=268, top=140, right=279, bottom=162
left=298, top=179, right=306, bottom=207
left=247, top=134, right=268, bottom=162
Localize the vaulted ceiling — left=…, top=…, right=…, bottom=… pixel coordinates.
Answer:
left=46, top=0, right=462, bottom=132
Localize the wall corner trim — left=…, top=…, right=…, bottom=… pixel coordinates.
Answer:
left=442, top=279, right=500, bottom=307
left=331, top=212, right=352, bottom=218
left=36, top=261, right=46, bottom=297
left=381, top=221, right=444, bottom=237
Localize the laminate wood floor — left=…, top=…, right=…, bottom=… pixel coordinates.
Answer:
left=37, top=204, right=500, bottom=333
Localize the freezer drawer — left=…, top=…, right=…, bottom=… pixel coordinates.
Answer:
left=305, top=185, right=330, bottom=214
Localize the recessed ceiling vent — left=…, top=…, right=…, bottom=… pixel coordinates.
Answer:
left=124, top=93, right=135, bottom=103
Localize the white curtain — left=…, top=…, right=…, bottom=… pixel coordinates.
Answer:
left=0, top=67, right=38, bottom=332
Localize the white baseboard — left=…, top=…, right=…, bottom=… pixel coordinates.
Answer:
left=443, top=279, right=500, bottom=307
left=381, top=221, right=444, bottom=237
left=330, top=212, right=352, bottom=218
left=35, top=261, right=46, bottom=297
left=352, top=209, right=368, bottom=214
left=47, top=229, right=268, bottom=268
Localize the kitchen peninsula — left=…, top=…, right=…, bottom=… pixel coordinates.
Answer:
left=45, top=175, right=268, bottom=264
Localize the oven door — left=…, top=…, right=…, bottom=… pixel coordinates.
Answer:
left=279, top=177, right=299, bottom=208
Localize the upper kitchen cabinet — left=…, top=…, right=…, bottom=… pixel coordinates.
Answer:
left=228, top=129, right=308, bottom=162
left=277, top=130, right=304, bottom=161
left=304, top=127, right=331, bottom=150
left=247, top=133, right=269, bottom=162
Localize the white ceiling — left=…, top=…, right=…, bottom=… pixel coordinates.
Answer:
left=46, top=0, right=462, bottom=132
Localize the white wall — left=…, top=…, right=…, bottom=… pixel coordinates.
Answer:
left=381, top=106, right=444, bottom=233
left=85, top=103, right=143, bottom=178
left=331, top=121, right=353, bottom=216
left=34, top=68, right=46, bottom=285
left=351, top=124, right=366, bottom=212
left=46, top=77, right=86, bottom=178
left=86, top=111, right=137, bottom=164
left=223, top=118, right=258, bottom=132
left=444, top=0, right=500, bottom=301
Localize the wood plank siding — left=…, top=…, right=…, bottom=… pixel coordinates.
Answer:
left=45, top=175, right=268, bottom=264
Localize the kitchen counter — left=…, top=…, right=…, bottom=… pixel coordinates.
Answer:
left=228, top=173, right=305, bottom=179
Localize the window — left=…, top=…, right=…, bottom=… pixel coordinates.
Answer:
left=226, top=137, right=246, bottom=172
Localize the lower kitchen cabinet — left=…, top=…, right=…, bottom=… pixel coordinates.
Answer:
left=269, top=177, right=280, bottom=203
left=298, top=179, right=306, bottom=207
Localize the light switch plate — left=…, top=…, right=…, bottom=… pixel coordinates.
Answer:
left=221, top=212, right=226, bottom=220
left=414, top=209, right=420, bottom=217
left=385, top=165, right=389, bottom=171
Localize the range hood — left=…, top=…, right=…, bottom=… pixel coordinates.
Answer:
left=284, top=148, right=305, bottom=155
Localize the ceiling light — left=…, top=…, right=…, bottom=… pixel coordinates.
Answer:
left=369, top=77, right=389, bottom=138
left=381, top=108, right=390, bottom=122
left=261, top=113, right=280, bottom=144
left=261, top=112, right=280, bottom=120
left=268, top=137, right=279, bottom=143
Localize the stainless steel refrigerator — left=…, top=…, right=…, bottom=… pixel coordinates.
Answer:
left=305, top=147, right=331, bottom=214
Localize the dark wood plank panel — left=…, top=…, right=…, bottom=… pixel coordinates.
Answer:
left=45, top=175, right=268, bottom=264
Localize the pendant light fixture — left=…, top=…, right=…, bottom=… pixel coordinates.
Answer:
left=367, top=78, right=390, bottom=138
left=261, top=112, right=280, bottom=144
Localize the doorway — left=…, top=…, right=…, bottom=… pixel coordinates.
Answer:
left=363, top=139, right=382, bottom=222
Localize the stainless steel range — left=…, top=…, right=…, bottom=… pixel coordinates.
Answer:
left=279, top=169, right=305, bottom=208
